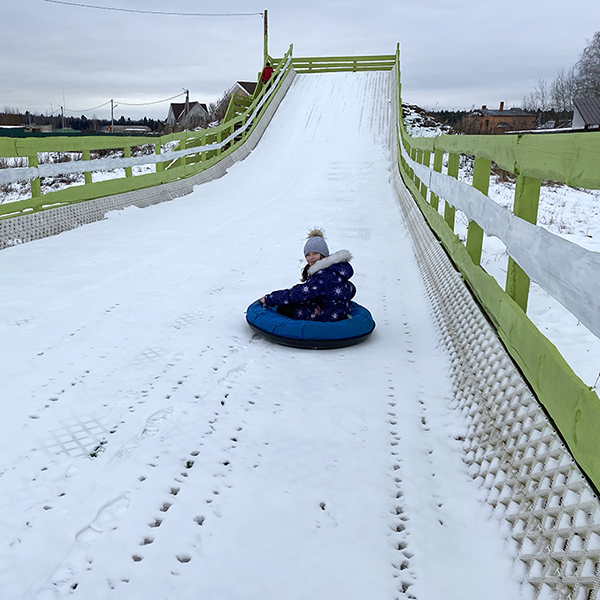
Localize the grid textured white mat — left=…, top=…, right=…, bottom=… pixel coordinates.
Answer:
left=392, top=168, right=600, bottom=600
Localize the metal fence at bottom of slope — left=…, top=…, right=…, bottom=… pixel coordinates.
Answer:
left=392, top=171, right=600, bottom=600
left=0, top=69, right=297, bottom=251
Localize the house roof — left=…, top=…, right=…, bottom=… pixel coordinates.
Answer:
left=573, top=97, right=600, bottom=127
left=236, top=81, right=257, bottom=96
left=169, top=101, right=208, bottom=121
left=475, top=107, right=533, bottom=117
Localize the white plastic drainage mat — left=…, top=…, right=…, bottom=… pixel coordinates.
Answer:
left=392, top=166, right=600, bottom=600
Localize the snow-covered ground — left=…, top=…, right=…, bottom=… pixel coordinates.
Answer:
left=1, top=73, right=526, bottom=599
left=403, top=106, right=600, bottom=389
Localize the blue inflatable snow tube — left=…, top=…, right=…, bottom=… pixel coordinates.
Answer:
left=246, top=300, right=375, bottom=349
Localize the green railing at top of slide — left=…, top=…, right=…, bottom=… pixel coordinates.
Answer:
left=392, top=44, right=600, bottom=494
left=273, top=54, right=395, bottom=73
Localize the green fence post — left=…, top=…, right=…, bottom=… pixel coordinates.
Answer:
left=28, top=153, right=41, bottom=198
left=174, top=139, right=184, bottom=168
left=415, top=149, right=422, bottom=191
left=421, top=150, right=431, bottom=201
left=429, top=148, right=443, bottom=211
left=505, top=174, right=542, bottom=311
left=154, top=142, right=164, bottom=173
left=199, top=131, right=206, bottom=164
left=466, top=156, right=491, bottom=265
left=445, top=153, right=459, bottom=231
left=410, top=147, right=418, bottom=183
left=124, top=146, right=132, bottom=178
left=82, top=149, right=92, bottom=185
left=216, top=128, right=223, bottom=157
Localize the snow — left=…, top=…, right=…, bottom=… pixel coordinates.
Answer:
left=2, top=72, right=526, bottom=599
left=402, top=105, right=600, bottom=389
left=400, top=143, right=600, bottom=342
left=482, top=180, right=600, bottom=388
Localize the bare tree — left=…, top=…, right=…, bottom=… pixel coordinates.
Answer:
left=551, top=68, right=577, bottom=111
left=522, top=79, right=552, bottom=111
left=575, top=31, right=600, bottom=97
left=522, top=92, right=538, bottom=112
left=207, top=91, right=232, bottom=125
left=523, top=30, right=600, bottom=113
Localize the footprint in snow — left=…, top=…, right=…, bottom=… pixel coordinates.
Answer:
left=142, top=408, right=174, bottom=438
left=76, top=493, right=131, bottom=545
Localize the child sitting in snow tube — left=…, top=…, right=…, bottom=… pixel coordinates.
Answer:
left=259, top=228, right=356, bottom=322
left=249, top=228, right=374, bottom=349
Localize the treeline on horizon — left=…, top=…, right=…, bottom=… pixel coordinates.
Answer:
left=0, top=111, right=165, bottom=132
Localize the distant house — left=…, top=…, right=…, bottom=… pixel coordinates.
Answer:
left=0, top=113, right=22, bottom=126
left=101, top=125, right=152, bottom=134
left=572, top=98, right=600, bottom=130
left=166, top=101, right=208, bottom=129
left=460, top=102, right=536, bottom=134
left=230, top=81, right=257, bottom=98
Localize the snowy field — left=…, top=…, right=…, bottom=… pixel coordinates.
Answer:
left=0, top=72, right=529, bottom=599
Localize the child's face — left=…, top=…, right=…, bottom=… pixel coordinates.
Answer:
left=305, top=252, right=322, bottom=266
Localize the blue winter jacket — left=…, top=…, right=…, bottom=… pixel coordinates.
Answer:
left=264, top=250, right=356, bottom=322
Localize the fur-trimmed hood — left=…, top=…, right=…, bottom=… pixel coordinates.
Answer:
left=307, top=249, right=352, bottom=277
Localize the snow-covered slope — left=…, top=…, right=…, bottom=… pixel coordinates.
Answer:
left=1, top=73, right=524, bottom=599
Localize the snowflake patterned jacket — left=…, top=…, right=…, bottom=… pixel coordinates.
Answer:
left=264, top=250, right=356, bottom=322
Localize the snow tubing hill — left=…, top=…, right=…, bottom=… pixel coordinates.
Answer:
left=245, top=300, right=376, bottom=349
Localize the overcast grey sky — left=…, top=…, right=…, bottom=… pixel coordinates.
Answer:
left=2, top=0, right=599, bottom=121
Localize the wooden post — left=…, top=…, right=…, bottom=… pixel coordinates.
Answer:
left=82, top=149, right=92, bottom=185
left=216, top=128, right=223, bottom=156
left=421, top=150, right=431, bottom=200
left=430, top=148, right=443, bottom=211
left=410, top=147, right=417, bottom=182
left=124, top=146, right=132, bottom=178
left=466, top=156, right=491, bottom=266
left=263, top=9, right=268, bottom=63
left=28, top=154, right=41, bottom=198
left=415, top=149, right=422, bottom=189
left=505, top=174, right=542, bottom=311
left=445, top=153, right=459, bottom=230
left=175, top=138, right=184, bottom=168
left=154, top=142, right=164, bottom=173
left=199, top=131, right=206, bottom=164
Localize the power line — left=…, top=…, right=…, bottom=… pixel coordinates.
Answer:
left=63, top=93, right=182, bottom=113
left=116, top=91, right=187, bottom=106
left=62, top=91, right=187, bottom=115
left=41, top=0, right=263, bottom=17
left=64, top=100, right=112, bottom=113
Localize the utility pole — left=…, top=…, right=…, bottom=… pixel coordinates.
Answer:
left=61, top=106, right=65, bottom=130
left=263, top=9, right=268, bottom=63
left=111, top=99, right=114, bottom=133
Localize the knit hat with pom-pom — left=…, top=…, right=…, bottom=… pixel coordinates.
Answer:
left=303, top=228, right=329, bottom=258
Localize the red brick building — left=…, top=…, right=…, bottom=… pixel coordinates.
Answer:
left=460, top=102, right=536, bottom=134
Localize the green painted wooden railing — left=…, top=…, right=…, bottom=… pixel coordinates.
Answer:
left=273, top=54, right=395, bottom=73
left=0, top=45, right=295, bottom=220
left=392, top=45, right=600, bottom=493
